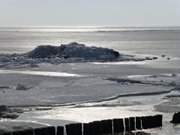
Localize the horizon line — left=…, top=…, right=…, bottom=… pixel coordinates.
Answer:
left=0, top=25, right=180, bottom=28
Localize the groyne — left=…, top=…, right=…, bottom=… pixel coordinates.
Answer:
left=1, top=114, right=163, bottom=135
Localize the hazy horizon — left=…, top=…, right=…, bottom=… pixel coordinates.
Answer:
left=0, top=25, right=180, bottom=28
left=0, top=0, right=180, bottom=27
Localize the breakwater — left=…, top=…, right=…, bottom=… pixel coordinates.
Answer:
left=1, top=114, right=163, bottom=135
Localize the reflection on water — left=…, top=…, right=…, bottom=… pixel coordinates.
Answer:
left=0, top=70, right=81, bottom=77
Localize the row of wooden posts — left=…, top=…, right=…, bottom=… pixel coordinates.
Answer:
left=1, top=114, right=165, bottom=135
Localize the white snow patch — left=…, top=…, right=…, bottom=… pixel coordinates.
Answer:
left=0, top=70, right=82, bottom=77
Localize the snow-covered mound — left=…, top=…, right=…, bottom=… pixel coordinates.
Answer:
left=27, top=42, right=120, bottom=60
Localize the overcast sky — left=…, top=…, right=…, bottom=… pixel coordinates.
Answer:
left=0, top=0, right=180, bottom=27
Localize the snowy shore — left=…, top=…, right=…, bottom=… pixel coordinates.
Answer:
left=0, top=43, right=180, bottom=134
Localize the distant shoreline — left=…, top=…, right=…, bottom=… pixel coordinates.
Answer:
left=0, top=26, right=180, bottom=33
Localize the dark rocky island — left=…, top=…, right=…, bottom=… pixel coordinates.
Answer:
left=0, top=42, right=156, bottom=68
left=27, top=42, right=120, bottom=60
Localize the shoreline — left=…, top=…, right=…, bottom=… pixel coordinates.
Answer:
left=0, top=44, right=180, bottom=134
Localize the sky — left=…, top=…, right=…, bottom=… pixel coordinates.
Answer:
left=0, top=0, right=180, bottom=27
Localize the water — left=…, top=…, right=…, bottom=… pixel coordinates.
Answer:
left=0, top=26, right=180, bottom=58
left=1, top=26, right=180, bottom=135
